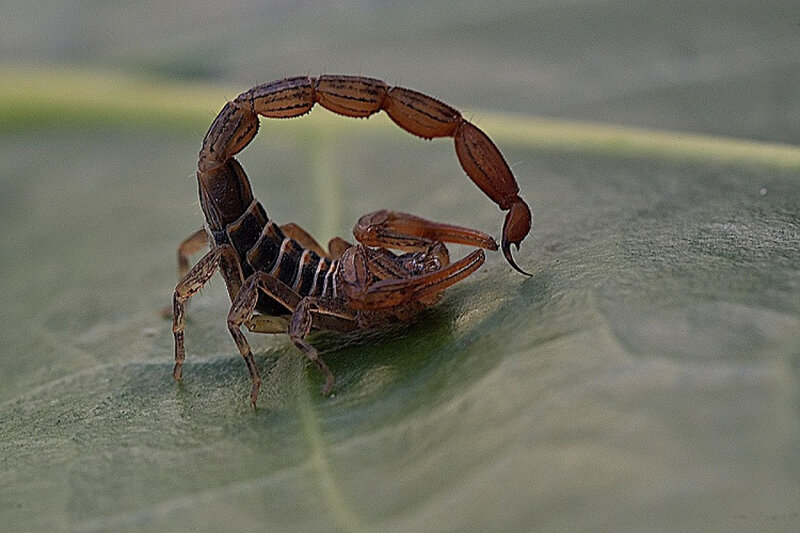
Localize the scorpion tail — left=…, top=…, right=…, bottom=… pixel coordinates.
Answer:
left=454, top=121, right=532, bottom=275
left=501, top=200, right=533, bottom=276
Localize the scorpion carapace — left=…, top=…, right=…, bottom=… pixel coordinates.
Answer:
left=172, top=75, right=532, bottom=405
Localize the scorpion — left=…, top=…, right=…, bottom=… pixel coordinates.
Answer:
left=171, top=75, right=532, bottom=405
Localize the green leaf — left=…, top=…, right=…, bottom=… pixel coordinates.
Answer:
left=1, top=62, right=798, bottom=533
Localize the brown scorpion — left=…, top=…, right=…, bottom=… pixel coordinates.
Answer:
left=171, top=75, right=532, bottom=405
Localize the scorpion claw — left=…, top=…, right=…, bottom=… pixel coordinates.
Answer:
left=501, top=199, right=533, bottom=276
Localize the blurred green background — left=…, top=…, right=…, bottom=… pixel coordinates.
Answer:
left=1, top=1, right=799, bottom=531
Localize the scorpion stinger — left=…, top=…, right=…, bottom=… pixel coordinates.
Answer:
left=171, top=75, right=533, bottom=405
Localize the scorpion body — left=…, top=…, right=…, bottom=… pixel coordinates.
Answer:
left=172, top=75, right=532, bottom=405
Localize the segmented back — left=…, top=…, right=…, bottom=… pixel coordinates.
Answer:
left=210, top=199, right=340, bottom=314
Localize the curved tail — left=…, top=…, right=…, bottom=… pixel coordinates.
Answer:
left=197, top=75, right=533, bottom=274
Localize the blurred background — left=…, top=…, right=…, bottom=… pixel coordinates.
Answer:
left=1, top=1, right=799, bottom=531
left=3, top=0, right=798, bottom=141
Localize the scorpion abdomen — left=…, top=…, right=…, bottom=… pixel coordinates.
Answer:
left=213, top=199, right=340, bottom=314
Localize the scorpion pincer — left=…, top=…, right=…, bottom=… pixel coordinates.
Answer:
left=171, top=75, right=532, bottom=405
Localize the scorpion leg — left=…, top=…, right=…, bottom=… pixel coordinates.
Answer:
left=172, top=244, right=241, bottom=381
left=327, top=237, right=353, bottom=260
left=340, top=246, right=486, bottom=311
left=290, top=295, right=359, bottom=395
left=176, top=228, right=208, bottom=279
left=280, top=223, right=329, bottom=258
left=160, top=228, right=209, bottom=319
left=226, top=275, right=268, bottom=406
left=290, top=298, right=336, bottom=396
left=226, top=272, right=307, bottom=405
left=353, top=209, right=498, bottom=252
left=227, top=272, right=356, bottom=404
left=279, top=223, right=352, bottom=260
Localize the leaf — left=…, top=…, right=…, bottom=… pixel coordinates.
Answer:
left=1, top=64, right=798, bottom=533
